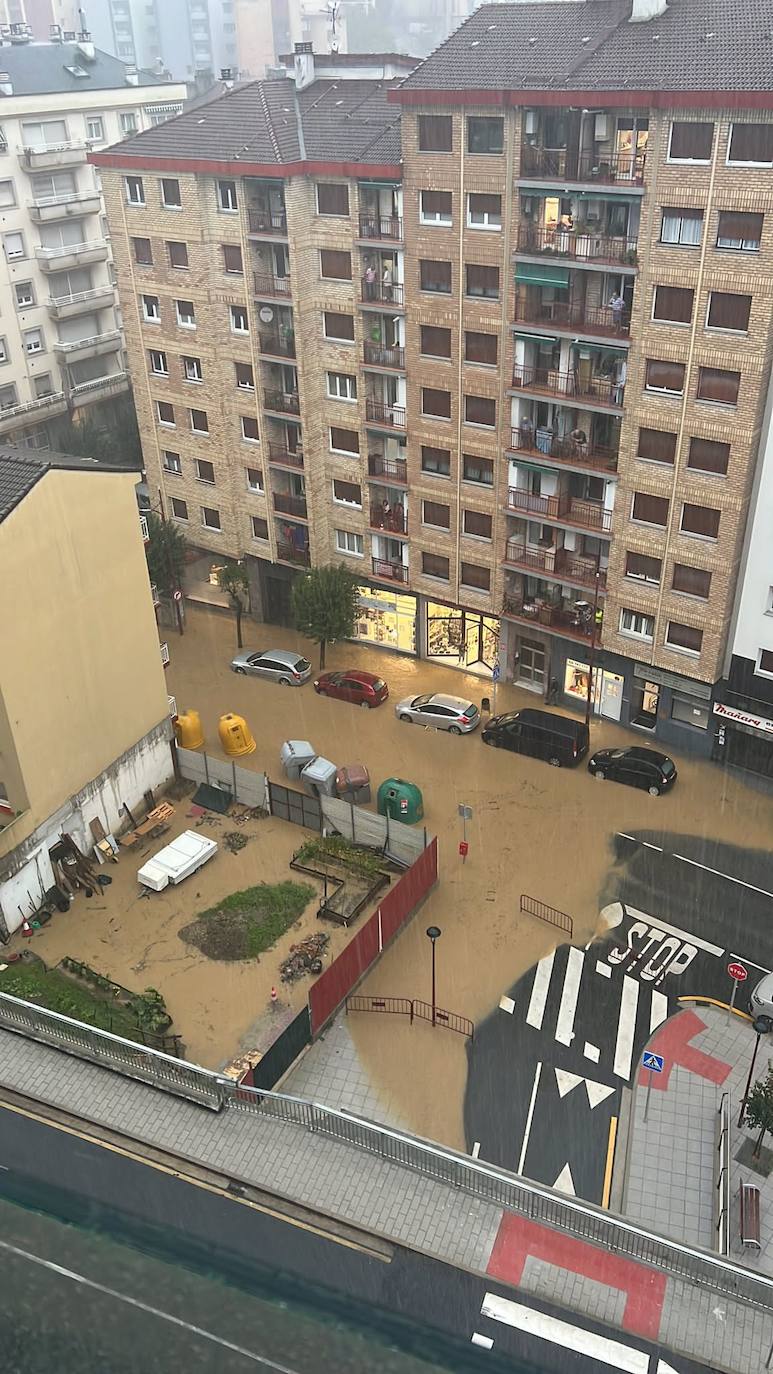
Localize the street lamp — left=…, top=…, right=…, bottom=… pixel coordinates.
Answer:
left=426, top=925, right=442, bottom=1027
left=738, top=1015, right=772, bottom=1128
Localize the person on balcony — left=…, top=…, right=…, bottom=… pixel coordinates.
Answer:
left=382, top=262, right=393, bottom=301
left=609, top=291, right=626, bottom=332
left=381, top=497, right=392, bottom=529
left=364, top=260, right=377, bottom=300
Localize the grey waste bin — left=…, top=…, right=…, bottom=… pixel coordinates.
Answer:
left=280, top=740, right=316, bottom=781
left=301, top=755, right=338, bottom=799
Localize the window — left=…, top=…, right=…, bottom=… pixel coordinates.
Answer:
left=149, top=348, right=167, bottom=375
left=716, top=210, right=762, bottom=251
left=758, top=649, right=773, bottom=677
left=320, top=249, right=351, bottom=280
left=324, top=310, right=355, bottom=341
left=316, top=182, right=349, bottom=216
left=625, top=551, right=662, bottom=584
left=22, top=117, right=67, bottom=147
left=672, top=564, right=711, bottom=599
left=666, top=621, right=703, bottom=655
left=670, top=695, right=710, bottom=730
left=465, top=263, right=499, bottom=299
left=120, top=111, right=138, bottom=135
left=175, top=299, right=196, bottom=328
left=620, top=608, right=654, bottom=640
left=422, top=552, right=450, bottom=580
left=728, top=123, right=773, bottom=166
left=218, top=179, right=238, bottom=211
left=420, top=191, right=452, bottom=226
left=141, top=293, right=160, bottom=322
left=163, top=450, right=181, bottom=474
left=190, top=407, right=209, bottom=434
left=33, top=373, right=53, bottom=398
left=461, top=562, right=490, bottom=591
left=422, top=500, right=450, bottom=529
left=463, top=453, right=493, bottom=486
left=333, top=479, right=362, bottom=506
left=418, top=115, right=453, bottom=152
left=465, top=331, right=497, bottom=366
left=686, top=436, right=730, bottom=475
left=125, top=175, right=144, bottom=205
left=420, top=324, right=451, bottom=359
left=133, top=236, right=152, bottom=266
left=697, top=366, right=740, bottom=406
left=251, top=515, right=269, bottom=540
left=330, top=426, right=359, bottom=455
left=660, top=207, right=703, bottom=247
left=465, top=394, right=496, bottom=427
left=463, top=509, right=492, bottom=540
left=422, top=387, right=451, bottom=419
left=335, top=528, right=363, bottom=556
left=3, top=231, right=25, bottom=262
left=645, top=359, right=685, bottom=395
left=223, top=243, right=242, bottom=274
left=419, top=261, right=451, bottom=298
left=467, top=116, right=503, bottom=154
left=202, top=506, right=221, bottom=530
left=246, top=466, right=264, bottom=492
left=241, top=415, right=259, bottom=441
left=0, top=179, right=15, bottom=207
left=652, top=285, right=694, bottom=325
left=421, top=444, right=451, bottom=477
left=182, top=355, right=203, bottom=382
left=327, top=371, right=357, bottom=401
left=14, top=281, right=34, bottom=307
left=161, top=177, right=181, bottom=208
left=637, top=427, right=676, bottom=466
left=170, top=496, right=188, bottom=520
left=23, top=328, right=43, bottom=354
left=156, top=400, right=175, bottom=426
left=0, top=382, right=17, bottom=410
left=235, top=361, right=254, bottom=390
left=680, top=503, right=720, bottom=539
left=706, top=291, right=751, bottom=333
left=87, top=115, right=104, bottom=142
left=167, top=240, right=188, bottom=269
left=230, top=304, right=249, bottom=334
left=467, top=193, right=501, bottom=229
left=196, top=458, right=215, bottom=483
left=668, top=121, right=713, bottom=161
left=0, top=336, right=8, bottom=364
left=631, top=491, right=669, bottom=527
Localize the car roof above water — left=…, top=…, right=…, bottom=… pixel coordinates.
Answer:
left=510, top=708, right=588, bottom=738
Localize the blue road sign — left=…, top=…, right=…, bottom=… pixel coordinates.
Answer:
left=492, top=662, right=501, bottom=682
left=642, top=1051, right=664, bottom=1073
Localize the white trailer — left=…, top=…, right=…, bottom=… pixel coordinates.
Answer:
left=137, top=830, right=218, bottom=892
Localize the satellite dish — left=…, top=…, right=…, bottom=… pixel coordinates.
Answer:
left=259, top=305, right=274, bottom=323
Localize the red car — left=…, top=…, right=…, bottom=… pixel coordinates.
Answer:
left=313, top=669, right=388, bottom=708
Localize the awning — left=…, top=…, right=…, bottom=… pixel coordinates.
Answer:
left=515, top=263, right=570, bottom=288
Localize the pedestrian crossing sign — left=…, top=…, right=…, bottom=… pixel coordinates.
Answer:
left=642, top=1051, right=664, bottom=1073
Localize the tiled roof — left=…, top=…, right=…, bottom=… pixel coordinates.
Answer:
left=399, top=0, right=773, bottom=94
left=0, top=42, right=167, bottom=96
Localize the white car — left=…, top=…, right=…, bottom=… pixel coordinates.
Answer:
left=395, top=692, right=480, bottom=734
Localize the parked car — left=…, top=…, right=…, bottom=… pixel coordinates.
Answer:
left=396, top=692, right=480, bottom=734
left=749, top=972, right=773, bottom=1025
left=230, top=649, right=312, bottom=686
left=313, top=669, right=388, bottom=708
left=588, top=746, right=677, bottom=795
left=481, top=708, right=588, bottom=767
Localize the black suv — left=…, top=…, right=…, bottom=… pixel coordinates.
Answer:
left=587, top=746, right=677, bottom=795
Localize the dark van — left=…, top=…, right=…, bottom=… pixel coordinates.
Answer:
left=481, top=708, right=589, bottom=767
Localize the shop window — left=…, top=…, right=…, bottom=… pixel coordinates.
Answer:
left=418, top=116, right=453, bottom=152
left=422, top=552, right=450, bottom=580
left=670, top=696, right=709, bottom=729
left=354, top=588, right=417, bottom=653
left=687, top=436, right=729, bottom=475
left=665, top=621, right=702, bottom=654
left=420, top=259, right=451, bottom=292
left=637, top=426, right=676, bottom=465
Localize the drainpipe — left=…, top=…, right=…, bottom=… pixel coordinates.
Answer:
left=453, top=115, right=466, bottom=608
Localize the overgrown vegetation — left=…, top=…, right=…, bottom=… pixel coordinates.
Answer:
left=145, top=510, right=187, bottom=600
left=0, top=959, right=163, bottom=1040
left=50, top=391, right=142, bottom=469
left=294, top=835, right=384, bottom=879
left=180, top=881, right=314, bottom=961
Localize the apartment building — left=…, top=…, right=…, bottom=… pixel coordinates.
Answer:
left=95, top=0, right=773, bottom=758
left=0, top=33, right=186, bottom=450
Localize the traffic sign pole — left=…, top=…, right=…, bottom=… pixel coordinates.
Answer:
left=641, top=1051, right=665, bottom=1123
left=645, top=1066, right=654, bottom=1123
left=727, top=961, right=747, bottom=1016
left=730, top=977, right=739, bottom=1013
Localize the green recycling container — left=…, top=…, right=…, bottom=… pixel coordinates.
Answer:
left=377, top=777, right=424, bottom=824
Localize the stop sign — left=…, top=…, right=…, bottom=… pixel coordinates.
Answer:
left=728, top=961, right=748, bottom=982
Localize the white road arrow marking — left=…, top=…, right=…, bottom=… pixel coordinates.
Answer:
left=554, top=1067, right=583, bottom=1097
left=480, top=1292, right=649, bottom=1373
left=552, top=1163, right=576, bottom=1195
left=650, top=989, right=669, bottom=1033
left=657, top=1362, right=682, bottom=1374
left=499, top=994, right=515, bottom=1014
left=585, top=1079, right=616, bottom=1110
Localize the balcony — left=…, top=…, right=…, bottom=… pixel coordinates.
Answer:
left=367, top=452, right=407, bottom=484
left=264, top=388, right=300, bottom=415
left=47, top=284, right=115, bottom=319
left=370, top=502, right=408, bottom=535
left=69, top=370, right=129, bottom=404
left=366, top=398, right=406, bottom=429
left=168, top=694, right=177, bottom=719
left=508, top=427, right=618, bottom=475
left=54, top=329, right=122, bottom=363
left=273, top=491, right=308, bottom=520
left=151, top=582, right=160, bottom=606
left=360, top=278, right=405, bottom=308
left=358, top=214, right=402, bottom=242
left=268, top=442, right=304, bottom=470
left=519, top=146, right=646, bottom=187
left=276, top=540, right=310, bottom=567
left=503, top=540, right=607, bottom=592
left=513, top=293, right=631, bottom=340
left=21, top=140, right=88, bottom=171
left=29, top=189, right=102, bottom=222
left=505, top=486, right=613, bottom=533
left=0, top=389, right=69, bottom=432
left=501, top=593, right=599, bottom=643
left=510, top=364, right=624, bottom=411
left=515, top=223, right=638, bottom=269
left=363, top=341, right=405, bottom=369
left=160, top=641, right=170, bottom=667
left=259, top=330, right=296, bottom=359
left=35, top=240, right=109, bottom=272
left=247, top=207, right=287, bottom=236
left=141, top=514, right=150, bottom=542
left=371, top=556, right=408, bottom=584
left=253, top=271, right=291, bottom=298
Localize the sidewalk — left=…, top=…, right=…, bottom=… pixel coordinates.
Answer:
left=0, top=1024, right=770, bottom=1373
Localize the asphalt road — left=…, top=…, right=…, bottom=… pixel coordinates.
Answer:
left=0, top=1096, right=708, bottom=1374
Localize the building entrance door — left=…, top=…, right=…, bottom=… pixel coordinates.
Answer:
left=631, top=680, right=659, bottom=729
left=518, top=637, right=546, bottom=689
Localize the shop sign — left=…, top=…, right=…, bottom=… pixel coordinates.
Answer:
left=713, top=701, right=773, bottom=736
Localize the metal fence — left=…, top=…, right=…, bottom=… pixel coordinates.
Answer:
left=175, top=748, right=267, bottom=810
left=715, top=1090, right=732, bottom=1255
left=320, top=796, right=427, bottom=867
left=267, top=781, right=322, bottom=831
left=246, top=1006, right=312, bottom=1091
left=520, top=894, right=574, bottom=937
left=346, top=995, right=473, bottom=1039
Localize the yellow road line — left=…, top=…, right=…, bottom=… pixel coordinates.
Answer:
left=677, top=995, right=752, bottom=1021
left=601, top=1115, right=617, bottom=1209
left=0, top=1097, right=389, bottom=1261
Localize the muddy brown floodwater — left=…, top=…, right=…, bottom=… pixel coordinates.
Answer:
left=18, top=606, right=773, bottom=1149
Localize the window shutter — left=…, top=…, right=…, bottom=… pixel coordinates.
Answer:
left=464, top=331, right=497, bottom=364
left=632, top=492, right=669, bottom=526
left=317, top=182, right=349, bottom=215
left=637, top=427, right=677, bottom=464
left=460, top=562, right=490, bottom=590
left=686, top=437, right=730, bottom=474
left=672, top=564, right=711, bottom=598
left=645, top=359, right=685, bottom=392
left=729, top=124, right=773, bottom=163
left=625, top=551, right=662, bottom=582
left=670, top=121, right=713, bottom=159
left=653, top=285, right=694, bottom=324
left=463, top=509, right=492, bottom=538
left=422, top=552, right=450, bottom=579
left=681, top=503, right=720, bottom=538
left=420, top=259, right=452, bottom=291
left=320, top=249, right=351, bottom=279
left=666, top=621, right=703, bottom=653
left=464, top=394, right=496, bottom=425
left=697, top=367, right=740, bottom=405
left=420, top=325, right=452, bottom=358
left=418, top=116, right=453, bottom=152
left=707, top=292, right=751, bottom=331
left=422, top=387, right=451, bottom=418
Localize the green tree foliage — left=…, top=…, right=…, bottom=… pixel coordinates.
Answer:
left=745, top=1071, right=773, bottom=1158
left=290, top=563, right=360, bottom=668
left=50, top=392, right=143, bottom=469
left=218, top=561, right=250, bottom=648
left=145, top=511, right=186, bottom=601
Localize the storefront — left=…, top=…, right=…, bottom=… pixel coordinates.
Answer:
left=424, top=601, right=499, bottom=674
left=354, top=585, right=417, bottom=654
left=562, top=656, right=625, bottom=721
left=628, top=664, right=714, bottom=756
left=184, top=547, right=233, bottom=609
left=712, top=701, right=773, bottom=778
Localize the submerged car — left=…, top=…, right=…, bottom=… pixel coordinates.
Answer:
left=395, top=692, right=480, bottom=734
left=587, top=746, right=677, bottom=795
left=313, top=669, right=388, bottom=708
left=230, top=649, right=312, bottom=685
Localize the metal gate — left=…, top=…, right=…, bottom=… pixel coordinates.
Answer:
left=267, top=781, right=322, bottom=830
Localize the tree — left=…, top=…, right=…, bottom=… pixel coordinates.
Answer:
left=745, top=1071, right=773, bottom=1158
left=290, top=563, right=359, bottom=668
left=219, top=561, right=250, bottom=649
left=145, top=511, right=186, bottom=602
left=50, top=392, right=143, bottom=469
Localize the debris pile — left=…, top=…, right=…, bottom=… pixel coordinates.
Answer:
left=223, top=831, right=249, bottom=854
left=279, top=932, right=329, bottom=983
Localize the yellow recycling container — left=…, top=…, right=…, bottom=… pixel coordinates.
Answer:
left=175, top=709, right=204, bottom=749
left=218, top=712, right=256, bottom=756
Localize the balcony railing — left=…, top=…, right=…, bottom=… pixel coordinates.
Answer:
left=29, top=189, right=100, bottom=212
left=363, top=341, right=405, bottom=369
left=515, top=223, right=638, bottom=268
left=508, top=426, right=618, bottom=473
left=160, top=641, right=170, bottom=667
left=69, top=369, right=128, bottom=399
left=48, top=285, right=115, bottom=311
left=273, top=491, right=308, bottom=519
left=514, top=294, right=631, bottom=338
left=254, top=271, right=291, bottom=297
left=259, top=330, right=296, bottom=358
left=268, top=442, right=304, bottom=469
left=358, top=214, right=403, bottom=241
left=366, top=398, right=406, bottom=429
left=140, top=514, right=150, bottom=542
left=276, top=540, right=310, bottom=566
left=511, top=365, right=625, bottom=409
left=150, top=582, right=160, bottom=606
left=370, top=504, right=408, bottom=534
left=372, top=557, right=409, bottom=584
left=248, top=207, right=287, bottom=234
left=502, top=594, right=598, bottom=641
left=35, top=239, right=107, bottom=261
left=367, top=453, right=407, bottom=484
left=0, top=389, right=67, bottom=425
left=360, top=278, right=405, bottom=307
left=503, top=541, right=607, bottom=590
left=264, top=388, right=300, bottom=415
left=505, top=486, right=612, bottom=533
left=520, top=146, right=646, bottom=185
left=54, top=329, right=122, bottom=354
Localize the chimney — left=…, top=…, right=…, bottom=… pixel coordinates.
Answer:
left=9, top=22, right=32, bottom=43
left=0, top=71, right=12, bottom=95
left=629, top=0, right=667, bottom=21
left=50, top=23, right=63, bottom=42
left=77, top=30, right=96, bottom=61
left=294, top=41, right=314, bottom=90
left=125, top=65, right=139, bottom=86
left=220, top=66, right=234, bottom=86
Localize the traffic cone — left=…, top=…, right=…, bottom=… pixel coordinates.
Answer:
left=21, top=919, right=32, bottom=938
left=270, top=986, right=278, bottom=1005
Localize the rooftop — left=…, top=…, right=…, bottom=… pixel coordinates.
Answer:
left=0, top=41, right=171, bottom=97
left=0, top=449, right=137, bottom=523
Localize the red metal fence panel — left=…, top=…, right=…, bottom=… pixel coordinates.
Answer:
left=380, top=838, right=438, bottom=945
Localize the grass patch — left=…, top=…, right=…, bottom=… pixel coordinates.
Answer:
left=0, top=960, right=143, bottom=1039
left=180, top=880, right=315, bottom=961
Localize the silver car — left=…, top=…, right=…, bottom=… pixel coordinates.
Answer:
left=231, top=648, right=312, bottom=686
left=749, top=972, right=773, bottom=1025
left=395, top=692, right=480, bottom=734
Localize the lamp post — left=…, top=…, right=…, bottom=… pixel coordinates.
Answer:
left=738, top=1016, right=772, bottom=1128
left=584, top=570, right=602, bottom=730
left=426, top=925, right=441, bottom=1026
